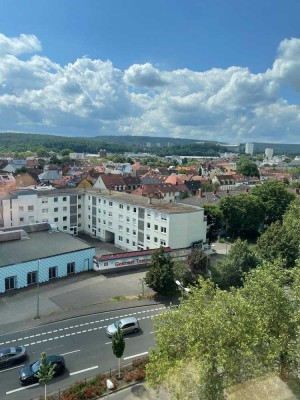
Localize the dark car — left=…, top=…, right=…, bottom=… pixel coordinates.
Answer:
left=0, top=346, right=27, bottom=369
left=19, top=355, right=65, bottom=386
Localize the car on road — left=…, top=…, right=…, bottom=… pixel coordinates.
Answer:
left=19, top=355, right=65, bottom=385
left=0, top=346, right=27, bottom=369
left=106, top=316, right=140, bottom=337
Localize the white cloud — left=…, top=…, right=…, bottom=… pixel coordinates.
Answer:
left=0, top=33, right=41, bottom=56
left=1, top=33, right=300, bottom=142
left=269, top=37, right=300, bottom=91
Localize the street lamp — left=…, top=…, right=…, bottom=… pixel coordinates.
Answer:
left=175, top=280, right=191, bottom=296
left=106, top=379, right=114, bottom=399
left=35, top=259, right=40, bottom=319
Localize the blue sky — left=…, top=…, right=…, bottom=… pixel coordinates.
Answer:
left=1, top=0, right=300, bottom=144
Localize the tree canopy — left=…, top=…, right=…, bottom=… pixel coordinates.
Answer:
left=219, top=193, right=264, bottom=238
left=251, top=181, right=295, bottom=225
left=146, top=261, right=299, bottom=399
left=144, top=247, right=177, bottom=296
left=236, top=157, right=260, bottom=177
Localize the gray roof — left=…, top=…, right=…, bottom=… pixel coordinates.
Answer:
left=0, top=231, right=94, bottom=268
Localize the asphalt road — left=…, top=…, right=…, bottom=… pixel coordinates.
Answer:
left=0, top=304, right=168, bottom=400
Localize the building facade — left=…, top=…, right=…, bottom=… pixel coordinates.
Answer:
left=0, top=188, right=207, bottom=251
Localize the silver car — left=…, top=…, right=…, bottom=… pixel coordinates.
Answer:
left=0, top=346, right=27, bottom=369
left=106, top=316, right=140, bottom=337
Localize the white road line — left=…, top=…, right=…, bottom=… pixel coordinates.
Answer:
left=6, top=383, right=39, bottom=394
left=70, top=365, right=98, bottom=375
left=124, top=351, right=148, bottom=361
left=0, top=364, right=25, bottom=373
left=60, top=349, right=81, bottom=356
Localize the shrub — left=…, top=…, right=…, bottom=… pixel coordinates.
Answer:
left=123, top=371, right=135, bottom=382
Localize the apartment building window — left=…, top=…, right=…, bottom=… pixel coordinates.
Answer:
left=88, top=196, right=91, bottom=200
left=78, top=195, right=81, bottom=200
left=133, top=219, right=137, bottom=225
left=42, top=199, right=48, bottom=204
left=63, top=226, right=67, bottom=230
left=19, top=217, right=24, bottom=223
left=147, top=222, right=151, bottom=229
left=126, top=217, right=130, bottom=223
left=78, top=204, right=81, bottom=209
left=28, top=205, right=34, bottom=211
left=154, top=224, right=158, bottom=231
left=88, top=224, right=91, bottom=229
left=119, top=204, right=123, bottom=210
left=103, top=210, right=106, bottom=215
left=63, top=197, right=67, bottom=201
left=78, top=214, right=81, bottom=218
left=63, top=216, right=67, bottom=221
left=119, top=215, right=123, bottom=221
left=154, top=237, right=158, bottom=243
left=88, top=206, right=91, bottom=211
left=161, top=227, right=167, bottom=234
left=19, top=206, right=24, bottom=211
left=160, top=239, right=166, bottom=246
left=5, top=276, right=16, bottom=291
left=98, top=198, right=101, bottom=203
left=88, top=215, right=91, bottom=220
left=126, top=227, right=129, bottom=233
left=133, top=230, right=136, bottom=236
left=98, top=209, right=101, bottom=213
left=63, top=207, right=67, bottom=211
left=108, top=222, right=112, bottom=227
left=118, top=225, right=123, bottom=231
left=133, top=207, right=137, bottom=213
left=98, top=228, right=101, bottom=232
left=108, top=211, right=112, bottom=217
left=109, top=201, right=113, bottom=207
left=103, top=200, right=106, bottom=205
left=67, top=262, right=75, bottom=274
left=147, top=212, right=151, bottom=217
left=42, top=208, right=48, bottom=214
left=161, top=215, right=167, bottom=221
left=132, top=241, right=136, bottom=246
left=126, top=238, right=129, bottom=244
left=27, top=271, right=37, bottom=285
left=127, top=206, right=130, bottom=211
left=98, top=218, right=101, bottom=223
left=49, top=267, right=57, bottom=279
left=54, top=217, right=58, bottom=222
left=146, top=234, right=150, bottom=241
left=54, top=207, right=58, bottom=212
left=54, top=197, right=58, bottom=202
left=103, top=220, right=106, bottom=225
left=118, top=236, right=123, bottom=242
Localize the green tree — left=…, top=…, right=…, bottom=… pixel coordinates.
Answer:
left=219, top=193, right=264, bottom=238
left=251, top=181, right=296, bottom=225
left=187, top=247, right=209, bottom=279
left=236, top=157, right=260, bottom=177
left=144, top=247, right=177, bottom=296
left=256, top=221, right=299, bottom=268
left=112, top=327, right=125, bottom=378
left=203, top=204, right=223, bottom=243
left=60, top=148, right=72, bottom=156
left=35, top=352, right=56, bottom=400
left=172, top=260, right=194, bottom=288
left=283, top=198, right=300, bottom=244
left=211, top=238, right=259, bottom=289
left=146, top=262, right=298, bottom=399
left=36, top=147, right=49, bottom=158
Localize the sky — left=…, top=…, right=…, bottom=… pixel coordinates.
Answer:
left=1, top=0, right=300, bottom=144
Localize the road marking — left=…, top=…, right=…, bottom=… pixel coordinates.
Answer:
left=6, top=383, right=39, bottom=394
left=70, top=365, right=98, bottom=375
left=124, top=351, right=148, bottom=360
left=61, top=349, right=81, bottom=356
left=0, top=364, right=25, bottom=373
left=1, top=307, right=167, bottom=346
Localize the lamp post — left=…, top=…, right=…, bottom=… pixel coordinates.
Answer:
left=175, top=280, right=191, bottom=297
left=35, top=259, right=40, bottom=319
left=106, top=379, right=114, bottom=399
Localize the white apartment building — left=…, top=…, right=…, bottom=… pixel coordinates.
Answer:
left=0, top=189, right=207, bottom=251
left=245, top=143, right=254, bottom=155
left=265, top=147, right=274, bottom=159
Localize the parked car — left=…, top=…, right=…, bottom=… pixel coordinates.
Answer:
left=106, top=316, right=140, bottom=337
left=19, top=355, right=65, bottom=386
left=0, top=346, right=27, bottom=369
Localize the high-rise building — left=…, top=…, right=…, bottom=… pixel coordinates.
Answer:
left=245, top=143, right=254, bottom=155
left=265, top=148, right=273, bottom=159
